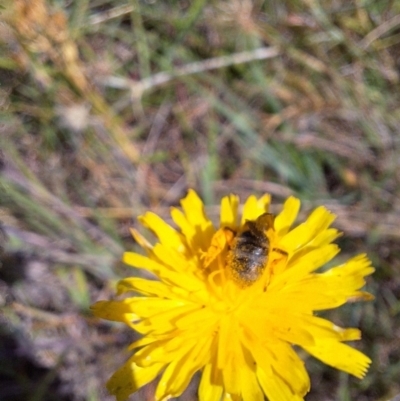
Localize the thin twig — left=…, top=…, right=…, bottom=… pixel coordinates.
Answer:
left=360, top=14, right=400, bottom=49
left=89, top=4, right=135, bottom=26
left=103, top=46, right=280, bottom=98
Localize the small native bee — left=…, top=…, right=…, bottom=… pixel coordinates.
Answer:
left=227, top=213, right=275, bottom=286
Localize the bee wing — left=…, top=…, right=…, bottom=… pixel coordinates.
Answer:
left=254, top=213, right=275, bottom=232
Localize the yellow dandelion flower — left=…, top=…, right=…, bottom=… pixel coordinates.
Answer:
left=91, top=190, right=374, bottom=401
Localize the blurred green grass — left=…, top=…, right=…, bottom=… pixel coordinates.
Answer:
left=1, top=0, right=400, bottom=400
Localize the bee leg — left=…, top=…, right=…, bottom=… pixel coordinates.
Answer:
left=270, top=247, right=289, bottom=277
left=272, top=248, right=288, bottom=257
left=202, top=227, right=235, bottom=268
left=263, top=248, right=288, bottom=291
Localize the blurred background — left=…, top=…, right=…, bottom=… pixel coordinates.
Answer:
left=1, top=0, right=400, bottom=400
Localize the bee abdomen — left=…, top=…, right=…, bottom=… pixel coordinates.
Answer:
left=228, top=229, right=269, bottom=285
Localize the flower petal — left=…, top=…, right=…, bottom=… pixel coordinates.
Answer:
left=274, top=196, right=301, bottom=235
left=240, top=346, right=265, bottom=401
left=123, top=249, right=204, bottom=292
left=107, top=356, right=164, bottom=401
left=155, top=334, right=212, bottom=400
left=279, top=206, right=336, bottom=252
left=220, top=194, right=239, bottom=229
left=199, top=363, right=224, bottom=401
left=269, top=244, right=340, bottom=290
left=241, top=194, right=271, bottom=223
left=180, top=189, right=211, bottom=228
left=279, top=255, right=374, bottom=310
left=91, top=300, right=137, bottom=325
left=117, top=277, right=174, bottom=297
left=242, top=303, right=315, bottom=347
left=303, top=339, right=372, bottom=378
left=139, top=212, right=186, bottom=252
left=132, top=301, right=200, bottom=334
left=123, top=251, right=167, bottom=276
left=218, top=316, right=243, bottom=395
left=257, top=364, right=304, bottom=401
left=245, top=337, right=310, bottom=397
left=129, top=227, right=153, bottom=253
left=172, top=190, right=215, bottom=252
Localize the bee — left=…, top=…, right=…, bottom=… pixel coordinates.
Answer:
left=226, top=213, right=275, bottom=286
left=203, top=212, right=286, bottom=287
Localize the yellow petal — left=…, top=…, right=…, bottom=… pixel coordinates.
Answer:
left=279, top=206, right=336, bottom=252
left=241, top=194, right=271, bottom=223
left=174, top=306, right=218, bottom=331
left=281, top=314, right=361, bottom=342
left=180, top=189, right=211, bottom=228
left=274, top=196, right=301, bottom=235
left=257, top=364, right=305, bottom=401
left=270, top=244, right=340, bottom=290
left=322, top=254, right=375, bottom=286
left=217, top=315, right=232, bottom=369
left=132, top=301, right=197, bottom=331
left=134, top=337, right=180, bottom=367
left=123, top=252, right=166, bottom=275
left=155, top=335, right=212, bottom=400
left=303, top=339, right=371, bottom=378
left=172, top=191, right=215, bottom=253
left=151, top=243, right=193, bottom=273
left=91, top=300, right=138, bottom=324
left=245, top=307, right=314, bottom=346
left=128, top=335, right=162, bottom=351
left=107, top=356, right=164, bottom=401
left=244, top=336, right=310, bottom=397
left=287, top=254, right=375, bottom=310
left=307, top=227, right=341, bottom=247
left=124, top=249, right=204, bottom=292
left=306, top=205, right=337, bottom=231
left=117, top=277, right=174, bottom=297
left=269, top=278, right=338, bottom=311
left=220, top=194, right=239, bottom=229
left=218, top=317, right=242, bottom=395
left=139, top=212, right=186, bottom=252
left=129, top=227, right=153, bottom=252
left=348, top=291, right=375, bottom=302
left=131, top=297, right=187, bottom=318
left=240, top=347, right=265, bottom=401
left=199, top=363, right=223, bottom=401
